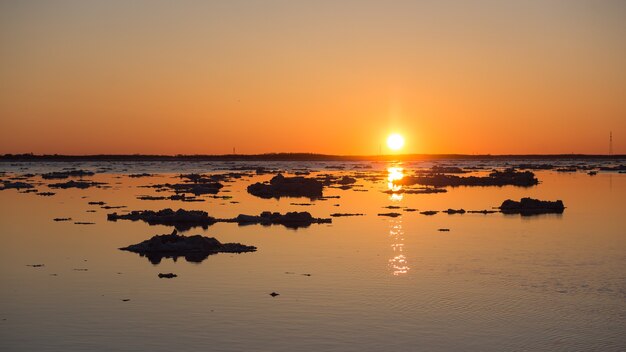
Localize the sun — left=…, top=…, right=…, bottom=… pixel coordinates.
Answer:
left=387, top=133, right=405, bottom=151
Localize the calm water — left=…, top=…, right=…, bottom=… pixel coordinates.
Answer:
left=1, top=160, right=625, bottom=351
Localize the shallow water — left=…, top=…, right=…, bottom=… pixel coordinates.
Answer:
left=1, top=160, right=625, bottom=351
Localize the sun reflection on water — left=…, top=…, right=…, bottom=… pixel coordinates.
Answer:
left=386, top=166, right=409, bottom=276
left=387, top=166, right=404, bottom=201
left=388, top=218, right=409, bottom=275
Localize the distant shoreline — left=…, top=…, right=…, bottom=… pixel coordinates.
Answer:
left=1, top=153, right=624, bottom=162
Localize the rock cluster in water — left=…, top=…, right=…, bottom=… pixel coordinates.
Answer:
left=247, top=174, right=324, bottom=199
left=147, top=180, right=224, bottom=196
left=128, top=173, right=153, bottom=178
left=599, top=165, right=626, bottom=172
left=443, top=209, right=466, bottom=214
left=499, top=197, right=565, bottom=216
left=378, top=212, right=401, bottom=217
left=48, top=180, right=105, bottom=189
left=423, top=166, right=467, bottom=174
left=0, top=181, right=34, bottom=190
left=41, top=170, right=95, bottom=179
left=383, top=187, right=447, bottom=195
left=108, top=208, right=331, bottom=230
left=397, top=169, right=538, bottom=187
left=120, top=230, right=256, bottom=264
left=108, top=208, right=217, bottom=230
left=233, top=211, right=332, bottom=229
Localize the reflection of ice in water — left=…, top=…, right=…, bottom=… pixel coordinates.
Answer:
left=386, top=166, right=409, bottom=275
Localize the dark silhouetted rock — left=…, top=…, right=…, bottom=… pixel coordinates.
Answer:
left=383, top=187, right=446, bottom=195
left=443, top=209, right=466, bottom=214
left=19, top=189, right=38, bottom=193
left=378, top=212, right=401, bottom=217
left=178, top=173, right=203, bottom=182
left=158, top=273, right=177, bottom=278
left=316, top=174, right=359, bottom=187
left=330, top=213, right=365, bottom=217
left=138, top=194, right=205, bottom=201
left=53, top=217, right=72, bottom=221
left=269, top=292, right=280, bottom=297
left=120, top=230, right=256, bottom=264
left=332, top=185, right=353, bottom=190
left=37, top=192, right=56, bottom=196
left=168, top=182, right=223, bottom=195
left=398, top=169, right=538, bottom=187
left=337, top=176, right=357, bottom=185
left=468, top=210, right=499, bottom=214
left=128, top=173, right=153, bottom=178
left=1, top=181, right=34, bottom=190
left=49, top=180, right=105, bottom=189
left=144, top=177, right=224, bottom=196
left=108, top=208, right=330, bottom=230
left=88, top=201, right=106, bottom=205
left=517, top=164, right=554, bottom=170
left=208, top=195, right=233, bottom=200
left=42, top=170, right=94, bottom=179
left=428, top=165, right=466, bottom=174
left=247, top=174, right=323, bottom=199
left=108, top=208, right=218, bottom=231
left=499, top=197, right=565, bottom=216
left=420, top=210, right=438, bottom=216
left=599, top=165, right=626, bottom=172
left=233, top=211, right=331, bottom=229
left=438, top=228, right=450, bottom=232
left=137, top=195, right=167, bottom=200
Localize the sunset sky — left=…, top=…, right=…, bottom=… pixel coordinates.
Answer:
left=1, top=0, right=625, bottom=155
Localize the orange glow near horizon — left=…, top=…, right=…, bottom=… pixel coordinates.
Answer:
left=0, top=1, right=624, bottom=155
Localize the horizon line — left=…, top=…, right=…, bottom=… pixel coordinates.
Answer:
left=1, top=152, right=624, bottom=162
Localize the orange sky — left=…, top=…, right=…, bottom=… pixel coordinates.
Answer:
left=1, top=1, right=625, bottom=155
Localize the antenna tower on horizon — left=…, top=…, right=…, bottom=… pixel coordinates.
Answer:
left=609, top=131, right=613, bottom=156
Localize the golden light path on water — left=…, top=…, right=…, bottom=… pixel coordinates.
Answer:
left=387, top=166, right=404, bottom=202
left=387, top=166, right=409, bottom=276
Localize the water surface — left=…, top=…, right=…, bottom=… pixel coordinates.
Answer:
left=1, top=160, right=624, bottom=351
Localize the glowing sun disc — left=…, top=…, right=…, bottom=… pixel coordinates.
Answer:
left=387, top=134, right=405, bottom=151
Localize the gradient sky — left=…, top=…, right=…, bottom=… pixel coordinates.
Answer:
left=1, top=0, right=625, bottom=155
